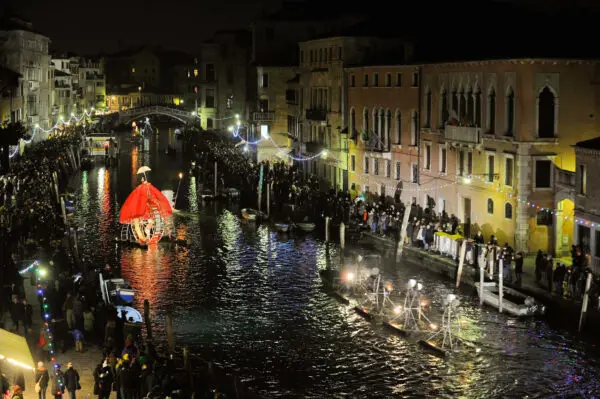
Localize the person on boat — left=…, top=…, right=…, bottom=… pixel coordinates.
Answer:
left=545, top=254, right=554, bottom=293
left=553, top=263, right=567, bottom=297
left=535, top=250, right=544, bottom=284
left=514, top=252, right=524, bottom=286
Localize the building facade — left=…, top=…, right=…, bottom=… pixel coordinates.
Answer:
left=574, top=138, right=600, bottom=272
left=0, top=16, right=51, bottom=137
left=298, top=36, right=410, bottom=191
left=0, top=66, right=22, bottom=123
left=346, top=64, right=420, bottom=201
left=417, top=59, right=600, bottom=253
left=51, top=69, right=73, bottom=120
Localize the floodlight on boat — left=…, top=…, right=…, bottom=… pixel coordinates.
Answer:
left=369, top=267, right=380, bottom=277
left=357, top=255, right=364, bottom=263
left=385, top=283, right=393, bottom=292
left=420, top=299, right=428, bottom=307
left=446, top=294, right=456, bottom=303
left=429, top=323, right=438, bottom=330
left=394, top=305, right=402, bottom=314
left=344, top=272, right=355, bottom=282
left=416, top=282, right=423, bottom=291
left=408, top=279, right=417, bottom=288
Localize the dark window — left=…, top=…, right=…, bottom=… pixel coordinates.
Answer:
left=373, top=73, right=379, bottom=87
left=505, top=203, right=513, bottom=219
left=412, top=163, right=418, bottom=183
left=538, top=87, right=555, bottom=138
left=459, top=92, right=466, bottom=120
left=385, top=73, right=391, bottom=87
left=466, top=90, right=474, bottom=123
left=441, top=148, right=447, bottom=174
left=412, top=72, right=419, bottom=87
left=475, top=90, right=481, bottom=127
left=487, top=198, right=494, bottom=214
left=262, top=73, right=269, bottom=88
left=458, top=151, right=465, bottom=176
left=595, top=230, right=600, bottom=257
left=205, top=64, right=215, bottom=81
left=207, top=118, right=214, bottom=129
left=451, top=90, right=458, bottom=114
left=441, top=90, right=448, bottom=126
left=285, top=89, right=297, bottom=104
left=505, top=157, right=514, bottom=186
left=425, top=89, right=432, bottom=128
left=579, top=164, right=587, bottom=195
left=350, top=155, right=355, bottom=172
left=535, top=160, right=552, bottom=188
left=259, top=99, right=269, bottom=112
left=350, top=75, right=355, bottom=87
left=364, top=157, right=369, bottom=173
left=487, top=155, right=495, bottom=182
left=205, top=89, right=215, bottom=108
left=506, top=88, right=515, bottom=135
left=350, top=109, right=356, bottom=138
left=396, top=73, right=402, bottom=87
left=363, top=74, right=368, bottom=87
left=536, top=210, right=553, bottom=226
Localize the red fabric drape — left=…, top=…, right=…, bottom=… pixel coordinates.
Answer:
left=119, top=182, right=173, bottom=224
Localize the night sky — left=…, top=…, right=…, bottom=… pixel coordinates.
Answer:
left=4, top=0, right=280, bottom=54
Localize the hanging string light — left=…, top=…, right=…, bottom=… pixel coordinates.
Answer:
left=8, top=109, right=95, bottom=159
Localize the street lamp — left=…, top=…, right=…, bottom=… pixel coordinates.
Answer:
left=138, top=86, right=142, bottom=107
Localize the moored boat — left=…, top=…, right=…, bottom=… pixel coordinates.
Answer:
left=241, top=208, right=266, bottom=221
left=99, top=274, right=143, bottom=324
left=475, top=282, right=546, bottom=317
left=201, top=189, right=214, bottom=201
left=296, top=222, right=316, bottom=232
left=274, top=222, right=291, bottom=233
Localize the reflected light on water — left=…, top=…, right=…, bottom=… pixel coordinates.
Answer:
left=188, top=176, right=198, bottom=213
left=80, top=171, right=89, bottom=214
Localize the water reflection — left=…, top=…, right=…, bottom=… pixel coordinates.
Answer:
left=67, top=128, right=600, bottom=398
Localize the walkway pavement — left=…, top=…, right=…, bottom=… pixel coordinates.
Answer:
left=2, top=273, right=103, bottom=399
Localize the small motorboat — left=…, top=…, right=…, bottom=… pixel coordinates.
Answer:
left=274, top=222, right=291, bottom=233
left=241, top=208, right=265, bottom=221
left=222, top=188, right=240, bottom=199
left=475, top=282, right=546, bottom=317
left=201, top=189, right=214, bottom=201
left=99, top=274, right=143, bottom=325
left=296, top=222, right=316, bottom=232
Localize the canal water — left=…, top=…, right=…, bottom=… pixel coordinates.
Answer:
left=69, top=123, right=600, bottom=398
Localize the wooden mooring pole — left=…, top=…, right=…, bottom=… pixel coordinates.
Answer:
left=143, top=299, right=153, bottom=341
left=166, top=312, right=175, bottom=353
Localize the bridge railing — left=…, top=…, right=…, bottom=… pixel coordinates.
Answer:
left=120, top=106, right=193, bottom=120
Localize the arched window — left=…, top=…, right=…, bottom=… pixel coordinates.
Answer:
left=395, top=109, right=402, bottom=145
left=474, top=88, right=482, bottom=127
left=504, top=203, right=513, bottom=219
left=410, top=110, right=417, bottom=146
left=459, top=90, right=466, bottom=120
left=451, top=89, right=458, bottom=115
left=440, top=89, right=449, bottom=126
left=372, top=108, right=378, bottom=136
left=385, top=109, right=392, bottom=150
left=350, top=108, right=356, bottom=139
left=506, top=87, right=515, bottom=136
left=466, top=89, right=474, bottom=124
left=378, top=108, right=384, bottom=149
left=488, top=88, right=496, bottom=133
left=488, top=198, right=494, bottom=215
left=362, top=107, right=369, bottom=140
left=538, top=86, right=556, bottom=138
left=425, top=88, right=432, bottom=128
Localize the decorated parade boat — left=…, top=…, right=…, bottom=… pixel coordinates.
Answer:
left=118, top=166, right=174, bottom=246
left=241, top=208, right=266, bottom=221
left=475, top=282, right=546, bottom=317
left=295, top=222, right=316, bottom=232
left=274, top=222, right=291, bottom=233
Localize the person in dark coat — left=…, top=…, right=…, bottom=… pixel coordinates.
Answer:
left=545, top=255, right=554, bottom=293
left=554, top=263, right=567, bottom=296
left=473, top=231, right=484, bottom=267
left=34, top=361, right=50, bottom=399
left=535, top=250, right=544, bottom=283
left=93, top=361, right=113, bottom=399
left=63, top=362, right=80, bottom=399
left=514, top=252, right=524, bottom=286
left=9, top=295, right=24, bottom=334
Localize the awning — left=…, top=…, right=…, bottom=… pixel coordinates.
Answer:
left=0, top=328, right=35, bottom=371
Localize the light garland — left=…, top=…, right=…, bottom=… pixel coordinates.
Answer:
left=8, top=109, right=95, bottom=159
left=20, top=261, right=64, bottom=390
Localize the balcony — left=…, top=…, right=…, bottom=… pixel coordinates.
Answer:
left=305, top=108, right=327, bottom=122
left=85, top=73, right=105, bottom=80
left=444, top=125, right=481, bottom=145
left=252, top=111, right=275, bottom=122
left=555, top=168, right=575, bottom=191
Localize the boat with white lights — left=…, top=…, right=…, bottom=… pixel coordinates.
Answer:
left=99, top=274, right=143, bottom=324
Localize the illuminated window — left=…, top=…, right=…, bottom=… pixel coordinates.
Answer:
left=193, top=69, right=199, bottom=77
left=131, top=67, right=135, bottom=73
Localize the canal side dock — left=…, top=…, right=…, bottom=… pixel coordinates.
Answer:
left=400, top=245, right=600, bottom=332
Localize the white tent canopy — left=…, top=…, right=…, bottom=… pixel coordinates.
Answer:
left=0, top=328, right=35, bottom=371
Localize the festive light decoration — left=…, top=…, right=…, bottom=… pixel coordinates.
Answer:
left=21, top=261, right=64, bottom=389
left=9, top=109, right=95, bottom=159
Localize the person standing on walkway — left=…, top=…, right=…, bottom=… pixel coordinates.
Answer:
left=34, top=361, right=50, bottom=399
left=545, top=255, right=553, bottom=293
left=535, top=250, right=544, bottom=284
left=9, top=295, right=24, bottom=334
left=514, top=252, right=524, bottom=287
left=63, top=294, right=74, bottom=329
left=23, top=298, right=33, bottom=335
left=554, top=263, right=567, bottom=297
left=71, top=329, right=84, bottom=353
left=63, top=363, right=80, bottom=399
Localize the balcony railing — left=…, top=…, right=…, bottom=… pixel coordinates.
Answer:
left=555, top=168, right=575, bottom=189
left=252, top=111, right=275, bottom=122
left=444, top=125, right=481, bottom=145
left=305, top=108, right=327, bottom=122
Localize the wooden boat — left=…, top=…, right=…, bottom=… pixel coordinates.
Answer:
left=241, top=208, right=265, bottom=221
left=219, top=188, right=240, bottom=199
left=99, top=274, right=143, bottom=324
left=296, top=222, right=316, bottom=232
left=475, top=282, right=546, bottom=317
left=274, top=222, right=291, bottom=233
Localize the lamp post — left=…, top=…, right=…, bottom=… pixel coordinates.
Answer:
left=138, top=86, right=142, bottom=107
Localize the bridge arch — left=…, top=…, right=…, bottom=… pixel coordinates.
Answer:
left=118, top=106, right=196, bottom=125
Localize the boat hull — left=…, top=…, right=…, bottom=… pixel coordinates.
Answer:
left=274, top=223, right=290, bottom=232
left=475, top=282, right=545, bottom=317
left=296, top=222, right=315, bottom=232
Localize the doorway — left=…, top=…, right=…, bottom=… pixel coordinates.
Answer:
left=463, top=197, right=471, bottom=238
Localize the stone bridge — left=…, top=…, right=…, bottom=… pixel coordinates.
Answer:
left=117, top=106, right=196, bottom=124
